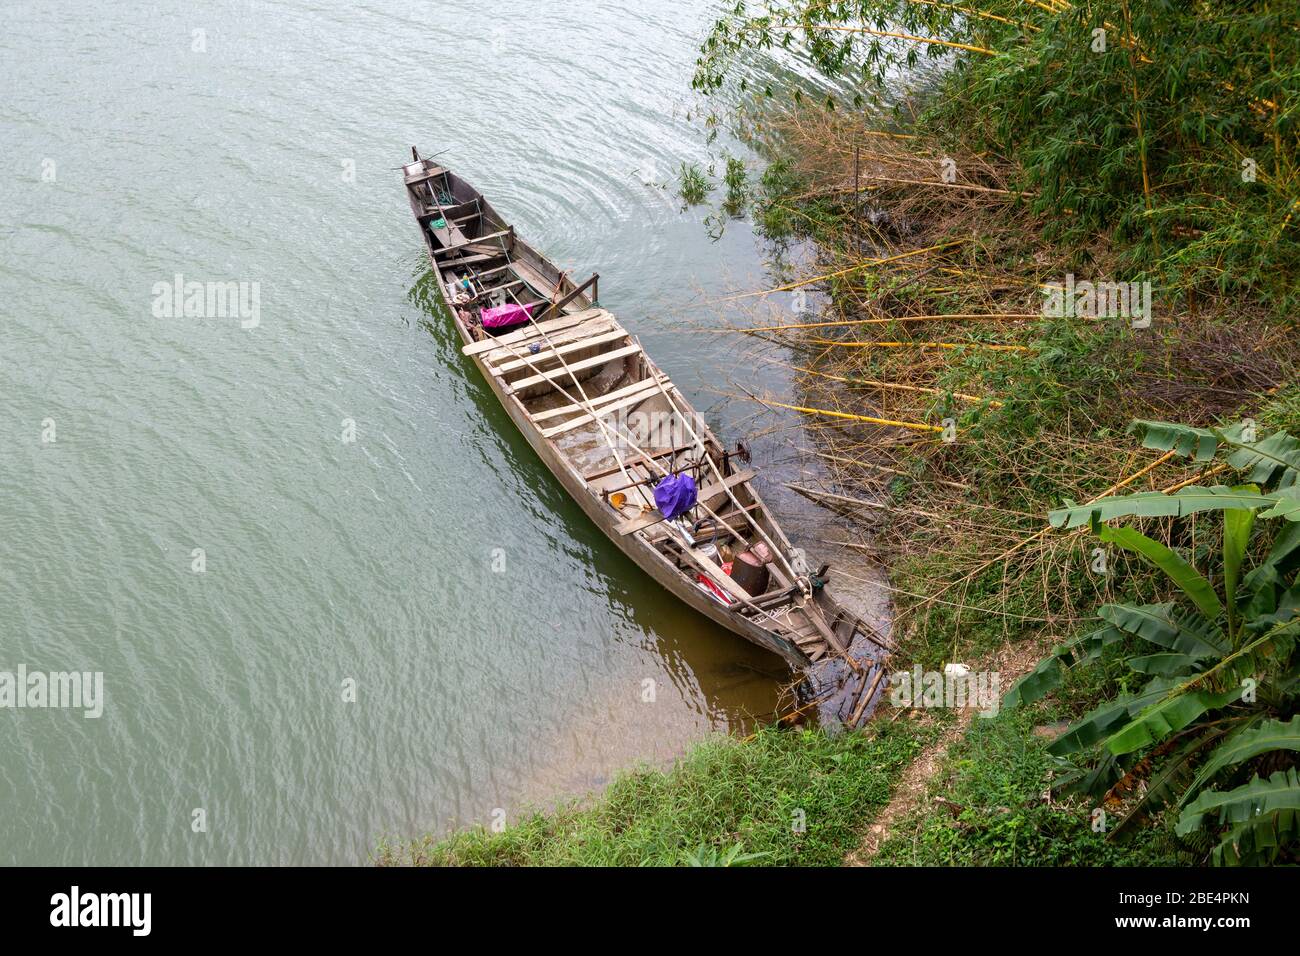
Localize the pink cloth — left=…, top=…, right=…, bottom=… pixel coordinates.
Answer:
left=481, top=302, right=535, bottom=329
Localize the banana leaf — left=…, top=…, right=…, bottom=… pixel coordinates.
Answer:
left=1094, top=521, right=1222, bottom=618
left=1179, top=715, right=1300, bottom=807
left=1047, top=677, right=1182, bottom=757
left=1127, top=419, right=1222, bottom=461
left=1109, top=728, right=1229, bottom=835
left=1127, top=652, right=1203, bottom=675
left=1223, top=494, right=1257, bottom=639
left=1226, top=431, right=1300, bottom=490
left=1211, top=810, right=1300, bottom=866
left=1105, top=684, right=1243, bottom=755
left=1127, top=419, right=1299, bottom=489
left=1242, top=519, right=1300, bottom=593
left=1258, top=495, right=1300, bottom=521
left=1097, top=602, right=1226, bottom=657
left=1049, top=486, right=1277, bottom=530
left=1001, top=624, right=1125, bottom=710
left=1176, top=768, right=1300, bottom=835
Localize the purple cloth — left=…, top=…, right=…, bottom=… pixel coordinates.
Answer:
left=481, top=302, right=535, bottom=329
left=653, top=473, right=697, bottom=520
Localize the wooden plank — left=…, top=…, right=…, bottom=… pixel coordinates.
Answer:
left=434, top=227, right=514, bottom=257
left=439, top=251, right=503, bottom=268
left=404, top=165, right=446, bottom=185
left=531, top=375, right=666, bottom=424
left=462, top=308, right=607, bottom=355
left=504, top=344, right=640, bottom=394
left=802, top=606, right=855, bottom=668
left=478, top=315, right=616, bottom=365
left=491, top=329, right=628, bottom=375
left=615, top=469, right=757, bottom=536
left=422, top=199, right=474, bottom=218
left=541, top=383, right=675, bottom=438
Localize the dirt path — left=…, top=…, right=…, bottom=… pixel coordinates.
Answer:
left=844, top=637, right=1052, bottom=866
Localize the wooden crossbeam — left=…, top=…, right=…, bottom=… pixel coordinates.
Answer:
left=540, top=381, right=674, bottom=439
left=434, top=227, right=514, bottom=257
left=440, top=251, right=504, bottom=268
left=491, top=329, right=628, bottom=375
left=404, top=165, right=446, bottom=185
left=583, top=440, right=701, bottom=482
left=462, top=308, right=607, bottom=355
left=536, top=273, right=599, bottom=321
left=504, top=344, right=640, bottom=394
left=531, top=374, right=666, bottom=424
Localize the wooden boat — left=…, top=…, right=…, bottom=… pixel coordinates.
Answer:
left=400, top=149, right=884, bottom=675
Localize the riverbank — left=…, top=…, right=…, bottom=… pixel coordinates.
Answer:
left=381, top=2, right=1297, bottom=867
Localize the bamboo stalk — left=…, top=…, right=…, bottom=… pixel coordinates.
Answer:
left=779, top=22, right=997, bottom=56
left=748, top=394, right=944, bottom=433
left=805, top=337, right=1034, bottom=353
left=738, top=313, right=1037, bottom=333
left=905, top=450, right=1178, bottom=614
left=718, top=241, right=966, bottom=302
left=793, top=364, right=1003, bottom=408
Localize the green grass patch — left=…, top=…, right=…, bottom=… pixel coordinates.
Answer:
left=377, top=720, right=948, bottom=867
left=873, top=708, right=1182, bottom=866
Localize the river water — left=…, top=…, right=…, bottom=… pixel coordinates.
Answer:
left=0, top=0, right=861, bottom=864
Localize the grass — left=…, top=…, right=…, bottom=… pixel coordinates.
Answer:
left=676, top=162, right=711, bottom=206
left=873, top=707, right=1182, bottom=866
left=376, top=719, right=947, bottom=866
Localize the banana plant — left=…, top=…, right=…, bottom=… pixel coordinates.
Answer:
left=1004, top=419, right=1300, bottom=865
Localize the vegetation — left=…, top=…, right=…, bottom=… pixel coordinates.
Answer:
left=377, top=720, right=944, bottom=866
left=1004, top=419, right=1300, bottom=865
left=676, top=161, right=713, bottom=206
left=682, top=0, right=1299, bottom=867
left=874, top=707, right=1180, bottom=866
left=696, top=0, right=1298, bottom=307
left=387, top=4, right=1296, bottom=867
